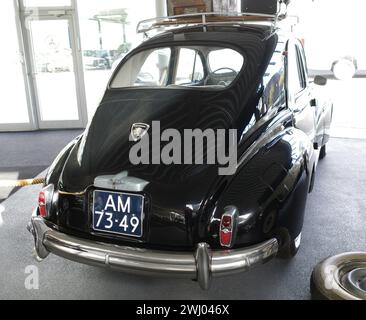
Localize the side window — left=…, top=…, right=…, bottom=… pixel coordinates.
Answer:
left=111, top=46, right=244, bottom=89
left=296, top=44, right=308, bottom=89
left=208, top=48, right=244, bottom=72
left=288, top=44, right=302, bottom=96
left=174, top=48, right=204, bottom=85
left=136, top=48, right=171, bottom=87
left=111, top=48, right=171, bottom=88
left=206, top=48, right=244, bottom=87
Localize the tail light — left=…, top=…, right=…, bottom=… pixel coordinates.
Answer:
left=219, top=206, right=238, bottom=248
left=38, top=184, right=54, bottom=218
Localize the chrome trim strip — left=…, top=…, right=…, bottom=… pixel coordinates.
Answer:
left=28, top=217, right=278, bottom=289
left=58, top=190, right=88, bottom=196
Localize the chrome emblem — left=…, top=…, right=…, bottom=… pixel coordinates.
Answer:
left=131, top=123, right=150, bottom=142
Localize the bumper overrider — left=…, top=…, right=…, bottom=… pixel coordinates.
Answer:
left=28, top=216, right=279, bottom=290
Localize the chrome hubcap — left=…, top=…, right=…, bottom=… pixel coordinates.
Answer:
left=341, top=267, right=366, bottom=299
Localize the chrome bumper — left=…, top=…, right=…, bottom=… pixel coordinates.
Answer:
left=28, top=216, right=278, bottom=290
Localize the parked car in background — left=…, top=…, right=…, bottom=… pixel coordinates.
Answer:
left=83, top=50, right=119, bottom=70
left=306, top=43, right=366, bottom=80
left=292, top=0, right=366, bottom=80
left=28, top=12, right=332, bottom=290
left=36, top=49, right=73, bottom=73
left=83, top=56, right=109, bottom=70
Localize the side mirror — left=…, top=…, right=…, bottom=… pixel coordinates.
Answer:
left=314, top=75, right=327, bottom=86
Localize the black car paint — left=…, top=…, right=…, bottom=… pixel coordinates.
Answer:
left=43, top=25, right=330, bottom=251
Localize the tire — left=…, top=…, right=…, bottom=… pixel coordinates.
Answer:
left=319, top=145, right=327, bottom=160
left=277, top=230, right=302, bottom=259
left=311, top=272, right=328, bottom=300
left=311, top=252, right=366, bottom=300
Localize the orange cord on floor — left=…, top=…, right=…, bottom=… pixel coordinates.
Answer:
left=0, top=178, right=45, bottom=188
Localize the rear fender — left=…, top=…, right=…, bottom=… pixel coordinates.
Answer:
left=205, top=127, right=313, bottom=248
left=45, top=136, right=82, bottom=186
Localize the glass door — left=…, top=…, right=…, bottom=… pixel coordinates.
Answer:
left=25, top=14, right=87, bottom=129
left=0, top=0, right=33, bottom=131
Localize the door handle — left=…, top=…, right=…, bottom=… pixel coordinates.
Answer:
left=310, top=98, right=317, bottom=107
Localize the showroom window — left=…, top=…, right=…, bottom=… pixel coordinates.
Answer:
left=0, top=0, right=31, bottom=129
left=77, top=0, right=156, bottom=118
left=22, top=0, right=72, bottom=7
left=0, top=0, right=158, bottom=131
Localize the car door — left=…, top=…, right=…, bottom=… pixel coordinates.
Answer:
left=297, top=43, right=327, bottom=148
left=286, top=39, right=318, bottom=147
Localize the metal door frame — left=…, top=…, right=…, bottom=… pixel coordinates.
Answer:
left=15, top=0, right=88, bottom=130
left=0, top=0, right=36, bottom=131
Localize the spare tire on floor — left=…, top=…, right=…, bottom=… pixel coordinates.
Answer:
left=311, top=252, right=366, bottom=300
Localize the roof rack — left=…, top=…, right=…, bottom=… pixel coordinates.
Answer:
left=137, top=12, right=282, bottom=37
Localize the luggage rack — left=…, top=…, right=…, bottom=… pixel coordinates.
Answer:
left=137, top=11, right=286, bottom=38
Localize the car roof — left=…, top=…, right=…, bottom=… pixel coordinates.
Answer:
left=137, top=26, right=293, bottom=59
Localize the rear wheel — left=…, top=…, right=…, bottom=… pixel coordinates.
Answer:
left=319, top=145, right=327, bottom=160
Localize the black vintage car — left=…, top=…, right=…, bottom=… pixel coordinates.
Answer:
left=28, top=12, right=333, bottom=290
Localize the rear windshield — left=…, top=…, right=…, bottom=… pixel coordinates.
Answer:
left=110, top=45, right=244, bottom=90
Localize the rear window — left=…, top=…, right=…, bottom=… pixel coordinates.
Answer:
left=110, top=46, right=244, bottom=90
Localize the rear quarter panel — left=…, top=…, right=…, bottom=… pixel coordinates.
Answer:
left=205, top=122, right=313, bottom=248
